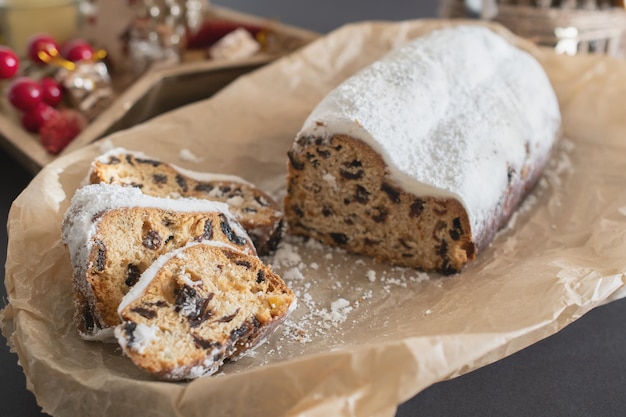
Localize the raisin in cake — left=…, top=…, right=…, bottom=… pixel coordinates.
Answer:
left=89, top=148, right=283, bottom=255
left=284, top=26, right=561, bottom=274
left=115, top=241, right=296, bottom=380
left=62, top=183, right=255, bottom=340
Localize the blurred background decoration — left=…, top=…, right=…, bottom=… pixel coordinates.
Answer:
left=0, top=0, right=318, bottom=168
left=0, top=0, right=82, bottom=57
left=124, top=0, right=208, bottom=74
left=440, top=0, right=626, bottom=58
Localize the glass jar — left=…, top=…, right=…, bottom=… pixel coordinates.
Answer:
left=0, top=0, right=80, bottom=57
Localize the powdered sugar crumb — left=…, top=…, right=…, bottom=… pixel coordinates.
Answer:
left=331, top=298, right=351, bottom=314
left=96, top=139, right=115, bottom=153
left=271, top=241, right=302, bottom=268
left=322, top=173, right=338, bottom=190
left=283, top=267, right=305, bottom=281
left=262, top=235, right=434, bottom=348
left=179, top=148, right=203, bottom=163
left=315, top=298, right=353, bottom=327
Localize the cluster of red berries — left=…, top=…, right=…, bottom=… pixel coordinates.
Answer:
left=0, top=34, right=94, bottom=154
left=8, top=76, right=62, bottom=133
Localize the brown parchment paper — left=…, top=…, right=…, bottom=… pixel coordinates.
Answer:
left=3, top=19, right=626, bottom=417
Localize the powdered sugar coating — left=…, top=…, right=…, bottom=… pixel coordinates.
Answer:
left=115, top=323, right=158, bottom=354
left=296, top=26, right=561, bottom=236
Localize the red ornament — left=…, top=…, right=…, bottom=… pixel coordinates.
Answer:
left=61, top=39, right=94, bottom=62
left=0, top=46, right=19, bottom=79
left=27, top=33, right=60, bottom=65
left=40, top=77, right=63, bottom=107
left=8, top=77, right=43, bottom=112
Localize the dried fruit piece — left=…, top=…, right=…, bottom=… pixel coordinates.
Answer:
left=287, top=150, right=304, bottom=170
left=219, top=214, right=248, bottom=246
left=409, top=198, right=424, bottom=218
left=330, top=232, right=348, bottom=245
left=142, top=230, right=162, bottom=250
left=380, top=182, right=401, bottom=204
left=339, top=169, right=363, bottom=180
left=125, top=264, right=141, bottom=286
left=131, top=307, right=157, bottom=319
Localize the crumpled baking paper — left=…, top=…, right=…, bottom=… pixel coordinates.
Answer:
left=2, top=19, right=626, bottom=417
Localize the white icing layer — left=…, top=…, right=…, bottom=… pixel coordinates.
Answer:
left=296, top=26, right=561, bottom=235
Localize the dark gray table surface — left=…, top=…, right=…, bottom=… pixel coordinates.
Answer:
left=2, top=1, right=626, bottom=416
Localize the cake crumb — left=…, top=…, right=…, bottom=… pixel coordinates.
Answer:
left=270, top=242, right=302, bottom=269
left=283, top=267, right=305, bottom=281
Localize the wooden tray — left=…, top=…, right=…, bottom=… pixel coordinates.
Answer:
left=0, top=6, right=318, bottom=174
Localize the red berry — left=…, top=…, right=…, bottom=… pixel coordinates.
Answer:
left=40, top=77, right=63, bottom=107
left=61, top=39, right=94, bottom=62
left=27, top=33, right=60, bottom=65
left=21, top=103, right=57, bottom=133
left=40, top=109, right=86, bottom=154
left=8, top=77, right=43, bottom=112
left=0, top=46, right=19, bottom=79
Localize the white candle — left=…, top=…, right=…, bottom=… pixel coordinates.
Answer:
left=0, top=0, right=80, bottom=58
